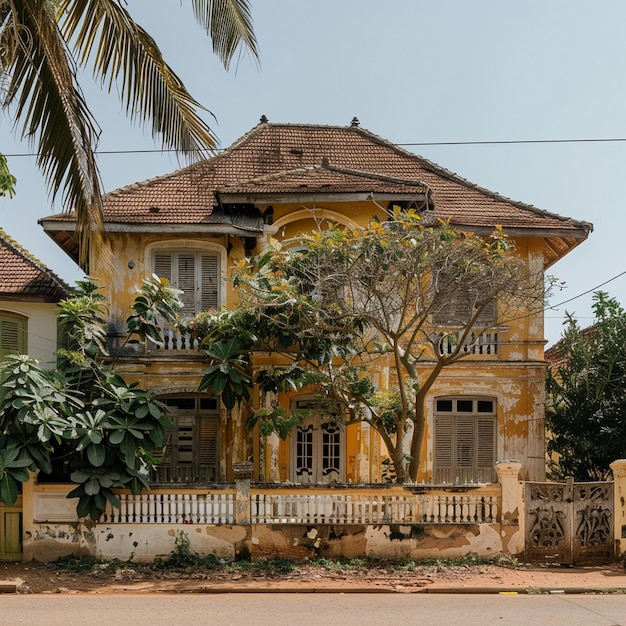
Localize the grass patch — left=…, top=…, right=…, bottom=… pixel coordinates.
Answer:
left=52, top=546, right=520, bottom=577
left=52, top=555, right=138, bottom=574
left=312, top=558, right=367, bottom=571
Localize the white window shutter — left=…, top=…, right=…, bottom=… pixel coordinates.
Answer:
left=154, top=253, right=173, bottom=282
left=201, top=255, right=219, bottom=310
left=177, top=254, right=197, bottom=313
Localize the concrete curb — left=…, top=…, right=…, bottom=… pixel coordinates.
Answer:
left=164, top=585, right=626, bottom=595
left=2, top=580, right=625, bottom=595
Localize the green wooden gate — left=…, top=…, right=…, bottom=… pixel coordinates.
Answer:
left=0, top=496, right=22, bottom=561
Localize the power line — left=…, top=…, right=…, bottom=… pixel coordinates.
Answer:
left=4, top=136, right=626, bottom=158
left=398, top=138, right=626, bottom=147
left=547, top=269, right=626, bottom=312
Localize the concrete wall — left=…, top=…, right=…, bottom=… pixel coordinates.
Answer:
left=24, top=520, right=508, bottom=563
left=22, top=463, right=524, bottom=563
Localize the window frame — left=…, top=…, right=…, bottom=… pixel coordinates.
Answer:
left=0, top=311, right=27, bottom=358
left=147, top=241, right=227, bottom=316
left=433, top=396, right=497, bottom=484
left=289, top=397, right=345, bottom=484
left=153, top=395, right=221, bottom=484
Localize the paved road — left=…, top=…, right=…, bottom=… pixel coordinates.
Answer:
left=2, top=593, right=626, bottom=625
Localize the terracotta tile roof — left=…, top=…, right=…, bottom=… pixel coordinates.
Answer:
left=41, top=121, right=592, bottom=235
left=218, top=162, right=430, bottom=197
left=0, top=229, right=70, bottom=301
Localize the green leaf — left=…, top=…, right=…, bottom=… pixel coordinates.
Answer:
left=108, top=430, right=125, bottom=445
left=87, top=444, right=106, bottom=467
left=84, top=477, right=101, bottom=496
left=0, top=473, right=19, bottom=505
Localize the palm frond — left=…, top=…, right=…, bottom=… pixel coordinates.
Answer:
left=58, top=0, right=228, bottom=158
left=2, top=0, right=104, bottom=269
left=191, top=0, right=259, bottom=70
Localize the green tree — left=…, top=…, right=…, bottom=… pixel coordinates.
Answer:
left=0, top=154, right=16, bottom=197
left=0, top=0, right=258, bottom=267
left=546, top=291, right=626, bottom=481
left=0, top=275, right=182, bottom=519
left=195, top=212, right=544, bottom=482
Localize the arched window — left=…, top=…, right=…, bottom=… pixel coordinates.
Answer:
left=0, top=312, right=27, bottom=358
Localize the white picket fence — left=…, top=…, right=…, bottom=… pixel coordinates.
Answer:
left=99, top=489, right=498, bottom=525
left=252, top=492, right=497, bottom=525
left=102, top=492, right=235, bottom=524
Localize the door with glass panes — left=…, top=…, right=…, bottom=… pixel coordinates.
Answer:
left=290, top=401, right=345, bottom=484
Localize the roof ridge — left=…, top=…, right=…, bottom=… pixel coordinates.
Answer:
left=343, top=125, right=592, bottom=230
left=218, top=158, right=428, bottom=190
left=325, top=162, right=427, bottom=188
left=101, top=122, right=270, bottom=199
left=0, top=228, right=71, bottom=293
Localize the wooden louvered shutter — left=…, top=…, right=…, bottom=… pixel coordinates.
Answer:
left=177, top=254, right=197, bottom=314
left=434, top=293, right=496, bottom=326
left=435, top=414, right=453, bottom=472
left=0, top=315, right=26, bottom=357
left=176, top=415, right=195, bottom=465
left=198, top=414, right=218, bottom=469
left=476, top=300, right=496, bottom=325
left=200, top=255, right=219, bottom=310
left=476, top=418, right=495, bottom=469
left=154, top=253, right=173, bottom=282
left=456, top=417, right=474, bottom=468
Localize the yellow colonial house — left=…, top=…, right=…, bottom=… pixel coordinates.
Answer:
left=41, top=118, right=591, bottom=489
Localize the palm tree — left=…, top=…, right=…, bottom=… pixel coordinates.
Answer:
left=0, top=0, right=258, bottom=268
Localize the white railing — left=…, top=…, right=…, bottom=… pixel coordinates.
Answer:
left=252, top=491, right=498, bottom=525
left=419, top=494, right=498, bottom=523
left=158, top=326, right=200, bottom=351
left=102, top=492, right=235, bottom=524
left=96, top=487, right=498, bottom=526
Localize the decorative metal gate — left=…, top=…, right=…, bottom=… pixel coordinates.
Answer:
left=525, top=478, right=614, bottom=565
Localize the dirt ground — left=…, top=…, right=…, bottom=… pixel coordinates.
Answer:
left=2, top=559, right=626, bottom=594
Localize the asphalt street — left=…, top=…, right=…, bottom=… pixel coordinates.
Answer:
left=2, top=593, right=625, bottom=626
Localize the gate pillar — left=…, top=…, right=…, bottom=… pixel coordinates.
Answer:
left=495, top=461, right=523, bottom=555
left=610, top=459, right=626, bottom=558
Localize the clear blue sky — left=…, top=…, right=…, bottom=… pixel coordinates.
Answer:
left=1, top=0, right=624, bottom=346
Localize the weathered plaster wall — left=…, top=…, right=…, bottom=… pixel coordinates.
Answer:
left=24, top=522, right=249, bottom=563
left=96, top=524, right=249, bottom=562
left=418, top=361, right=547, bottom=483
left=24, top=521, right=509, bottom=563
left=0, top=300, right=59, bottom=367
left=252, top=523, right=504, bottom=561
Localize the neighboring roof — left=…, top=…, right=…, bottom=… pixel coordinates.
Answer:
left=0, top=229, right=70, bottom=302
left=545, top=324, right=596, bottom=364
left=40, top=118, right=592, bottom=266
